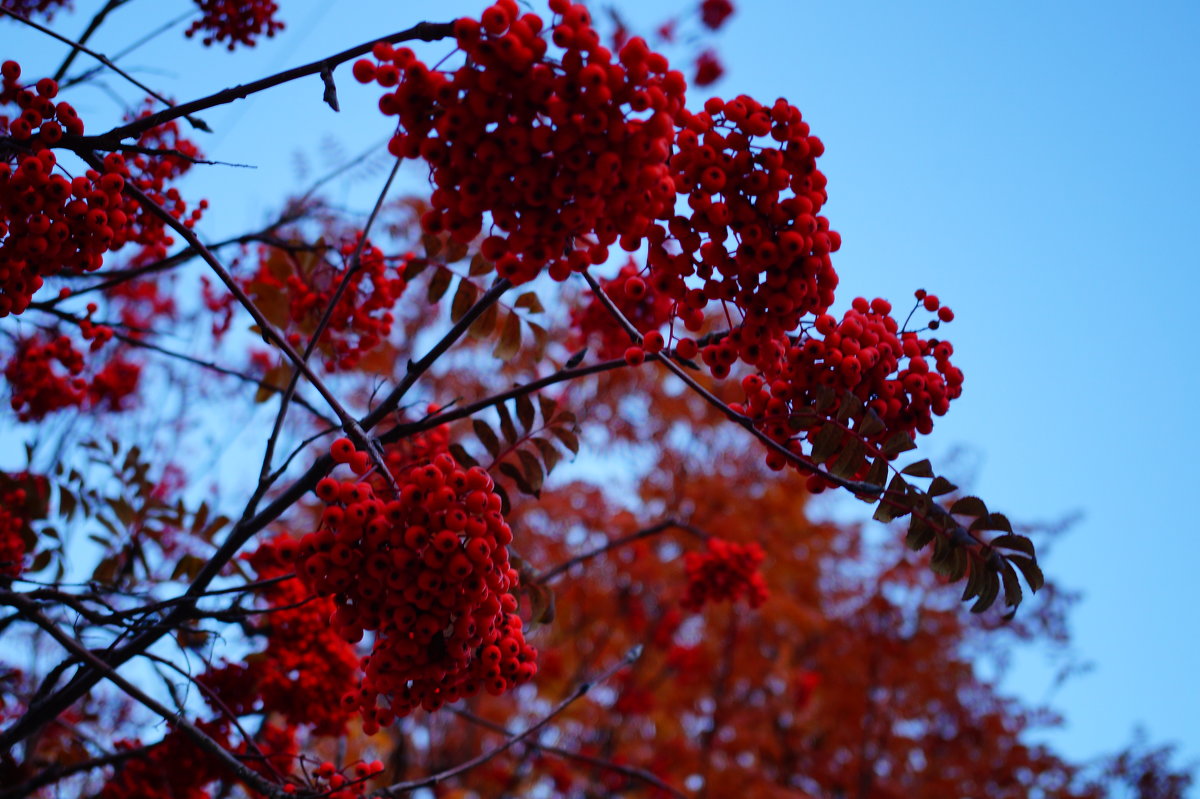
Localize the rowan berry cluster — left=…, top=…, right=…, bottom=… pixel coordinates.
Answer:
left=693, top=49, right=724, bottom=87
left=5, top=306, right=140, bottom=421
left=1, top=65, right=205, bottom=316
left=681, top=536, right=768, bottom=610
left=2, top=63, right=111, bottom=315
left=241, top=236, right=409, bottom=371
left=700, top=0, right=736, bottom=30
left=570, top=258, right=672, bottom=359
left=290, top=435, right=535, bottom=731
left=185, top=0, right=284, bottom=50
left=358, top=0, right=686, bottom=284
left=117, top=99, right=208, bottom=265
left=0, top=471, right=45, bottom=579
left=650, top=94, right=840, bottom=376
left=0, top=0, right=71, bottom=20
left=734, top=294, right=963, bottom=482
left=99, top=725, right=225, bottom=799
left=205, top=541, right=360, bottom=736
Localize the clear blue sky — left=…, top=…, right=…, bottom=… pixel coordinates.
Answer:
left=6, top=0, right=1198, bottom=771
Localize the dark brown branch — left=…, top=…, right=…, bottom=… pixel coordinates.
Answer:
left=537, top=518, right=709, bottom=584
left=85, top=21, right=457, bottom=146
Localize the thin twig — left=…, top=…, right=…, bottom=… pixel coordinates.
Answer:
left=370, top=646, right=643, bottom=797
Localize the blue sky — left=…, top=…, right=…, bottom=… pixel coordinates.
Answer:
left=6, top=0, right=1199, bottom=772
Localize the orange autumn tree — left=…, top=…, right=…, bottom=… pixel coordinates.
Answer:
left=0, top=1, right=1192, bottom=798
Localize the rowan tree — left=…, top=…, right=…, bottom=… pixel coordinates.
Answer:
left=0, top=1, right=1192, bottom=798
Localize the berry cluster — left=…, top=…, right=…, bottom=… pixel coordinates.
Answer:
left=0, top=0, right=71, bottom=20
left=2, top=63, right=110, bottom=315
left=650, top=94, right=841, bottom=377
left=570, top=258, right=672, bottom=359
left=0, top=471, right=46, bottom=579
left=358, top=0, right=686, bottom=284
left=734, top=294, right=963, bottom=482
left=693, top=49, right=724, bottom=87
left=99, top=725, right=225, bottom=799
left=241, top=236, right=409, bottom=371
left=681, top=537, right=768, bottom=611
left=290, top=436, right=535, bottom=730
left=4, top=308, right=140, bottom=421
left=700, top=0, right=736, bottom=30
left=184, top=0, right=284, bottom=50
left=1, top=65, right=205, bottom=316
left=117, top=99, right=208, bottom=265
left=205, top=540, right=360, bottom=736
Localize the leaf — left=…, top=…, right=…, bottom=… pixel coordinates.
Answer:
left=949, top=496, right=987, bottom=517
left=970, top=571, right=1001, bottom=613
left=492, top=311, right=522, bottom=360
left=199, top=515, right=230, bottom=543
left=551, top=426, right=579, bottom=455
left=872, top=475, right=911, bottom=523
left=881, top=431, right=917, bottom=457
left=528, top=321, right=549, bottom=359
left=809, top=423, right=843, bottom=464
left=171, top=553, right=206, bottom=581
left=516, top=394, right=536, bottom=432
left=537, top=394, right=558, bottom=423
left=473, top=420, right=500, bottom=458
left=1007, top=555, right=1045, bottom=593
left=448, top=443, right=479, bottom=468
left=403, top=257, right=429, bottom=281
left=422, top=233, right=442, bottom=258
left=468, top=301, right=499, bottom=340
left=989, top=533, right=1034, bottom=556
left=971, top=513, right=1014, bottom=534
left=829, top=438, right=865, bottom=479
left=900, top=459, right=933, bottom=477
left=905, top=517, right=934, bottom=551
left=999, top=558, right=1023, bottom=608
left=426, top=266, right=453, bottom=304
left=532, top=437, right=562, bottom=474
left=813, top=385, right=837, bottom=413
left=928, top=475, right=957, bottom=497
left=30, top=550, right=52, bottom=573
left=496, top=402, right=518, bottom=445
left=836, top=392, right=863, bottom=424
left=513, top=291, right=545, bottom=313
left=450, top=278, right=479, bottom=323
left=517, top=449, right=544, bottom=494
left=856, top=409, right=886, bottom=438
left=860, top=456, right=888, bottom=495
left=498, top=460, right=535, bottom=496
left=468, top=253, right=493, bottom=276
left=444, top=237, right=469, bottom=263
left=92, top=555, right=120, bottom=584
left=254, top=362, right=291, bottom=404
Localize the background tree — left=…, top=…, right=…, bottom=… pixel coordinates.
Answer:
left=0, top=1, right=1193, bottom=797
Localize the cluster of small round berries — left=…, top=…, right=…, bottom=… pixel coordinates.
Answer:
left=681, top=537, right=768, bottom=611
left=733, top=294, right=963, bottom=482
left=117, top=99, right=208, bottom=265
left=205, top=540, right=361, bottom=736
left=4, top=316, right=141, bottom=421
left=700, top=0, right=736, bottom=30
left=241, top=236, right=409, bottom=371
left=0, top=0, right=71, bottom=20
left=283, top=759, right=385, bottom=798
left=693, top=50, right=724, bottom=87
left=1, top=65, right=206, bottom=316
left=0, top=471, right=46, bottom=579
left=357, top=0, right=686, bottom=284
left=287, top=436, right=535, bottom=729
left=2, top=63, right=110, bottom=315
left=99, top=725, right=226, bottom=799
left=570, top=258, right=672, bottom=359
left=184, top=0, right=284, bottom=50
left=649, top=94, right=840, bottom=378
